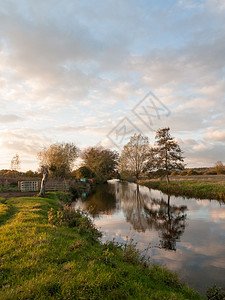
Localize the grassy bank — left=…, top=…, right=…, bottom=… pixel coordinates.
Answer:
left=138, top=175, right=225, bottom=201
left=0, top=193, right=203, bottom=299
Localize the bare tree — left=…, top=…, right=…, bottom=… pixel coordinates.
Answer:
left=11, top=154, right=21, bottom=171
left=118, top=134, right=149, bottom=180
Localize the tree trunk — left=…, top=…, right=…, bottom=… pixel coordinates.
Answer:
left=166, top=173, right=170, bottom=185
left=39, top=166, right=48, bottom=197
left=167, top=195, right=171, bottom=219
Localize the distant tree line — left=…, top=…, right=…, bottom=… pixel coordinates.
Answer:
left=1, top=128, right=224, bottom=183
left=35, top=127, right=185, bottom=184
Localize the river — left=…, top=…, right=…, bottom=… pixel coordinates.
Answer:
left=73, top=179, right=225, bottom=295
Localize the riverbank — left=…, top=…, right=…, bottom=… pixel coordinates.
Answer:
left=138, top=175, right=225, bottom=201
left=0, top=192, right=203, bottom=299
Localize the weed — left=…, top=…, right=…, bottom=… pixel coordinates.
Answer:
left=48, top=205, right=102, bottom=241
left=207, top=284, right=225, bottom=300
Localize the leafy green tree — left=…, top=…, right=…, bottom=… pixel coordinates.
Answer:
left=38, top=143, right=79, bottom=178
left=148, top=128, right=184, bottom=184
left=81, top=146, right=118, bottom=183
left=118, top=134, right=149, bottom=180
left=74, top=166, right=93, bottom=179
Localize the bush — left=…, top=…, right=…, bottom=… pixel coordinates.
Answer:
left=120, top=170, right=136, bottom=182
left=207, top=284, right=225, bottom=299
left=180, top=170, right=188, bottom=176
left=204, top=170, right=217, bottom=175
left=187, top=169, right=198, bottom=176
left=54, top=191, right=72, bottom=203
left=48, top=206, right=102, bottom=241
left=171, top=171, right=178, bottom=176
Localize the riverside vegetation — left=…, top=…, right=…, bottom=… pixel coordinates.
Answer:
left=139, top=175, right=225, bottom=201
left=0, top=192, right=204, bottom=299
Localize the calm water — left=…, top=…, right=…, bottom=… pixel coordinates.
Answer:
left=73, top=180, right=225, bottom=294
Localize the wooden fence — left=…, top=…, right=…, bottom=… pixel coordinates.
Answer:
left=18, top=180, right=70, bottom=192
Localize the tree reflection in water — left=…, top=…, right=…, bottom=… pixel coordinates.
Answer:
left=76, top=181, right=187, bottom=251
left=119, top=183, right=187, bottom=251
left=144, top=195, right=187, bottom=250
left=74, top=181, right=225, bottom=293
left=76, top=183, right=118, bottom=218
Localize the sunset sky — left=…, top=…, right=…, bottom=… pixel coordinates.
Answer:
left=0, top=0, right=225, bottom=171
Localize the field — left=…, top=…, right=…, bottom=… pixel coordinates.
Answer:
left=139, top=175, right=225, bottom=201
left=0, top=193, right=203, bottom=299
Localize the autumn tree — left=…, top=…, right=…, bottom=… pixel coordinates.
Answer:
left=81, top=146, right=119, bottom=183
left=38, top=142, right=79, bottom=178
left=149, top=128, right=184, bottom=184
left=11, top=154, right=21, bottom=171
left=118, top=134, right=149, bottom=180
left=215, top=161, right=225, bottom=175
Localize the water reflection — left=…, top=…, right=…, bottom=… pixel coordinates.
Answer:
left=73, top=180, right=225, bottom=294
left=75, top=183, right=118, bottom=218
left=144, top=195, right=187, bottom=250
left=76, top=181, right=187, bottom=250
left=117, top=182, right=188, bottom=250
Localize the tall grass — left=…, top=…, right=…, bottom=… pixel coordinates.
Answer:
left=0, top=193, right=203, bottom=299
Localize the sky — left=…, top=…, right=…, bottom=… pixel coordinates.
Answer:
left=0, top=0, right=225, bottom=171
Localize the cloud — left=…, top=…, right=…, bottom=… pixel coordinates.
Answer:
left=56, top=125, right=86, bottom=132
left=0, top=129, right=50, bottom=153
left=0, top=114, right=23, bottom=123
left=205, top=130, right=225, bottom=142
left=0, top=0, right=225, bottom=169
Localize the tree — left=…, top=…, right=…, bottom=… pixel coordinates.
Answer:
left=38, top=143, right=79, bottom=178
left=39, top=166, right=49, bottom=197
left=215, top=161, right=225, bottom=175
left=11, top=154, right=21, bottom=171
left=149, top=128, right=184, bottom=184
left=118, top=134, right=149, bottom=180
left=74, top=166, right=93, bottom=179
left=81, top=146, right=119, bottom=183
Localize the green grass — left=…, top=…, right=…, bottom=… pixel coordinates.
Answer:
left=139, top=176, right=225, bottom=201
left=0, top=193, right=203, bottom=299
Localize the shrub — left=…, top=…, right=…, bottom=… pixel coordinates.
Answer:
left=121, top=238, right=150, bottom=267
left=171, top=171, right=178, bottom=176
left=204, top=170, right=217, bottom=175
left=180, top=170, right=187, bottom=176
left=120, top=170, right=136, bottom=182
left=55, top=191, right=72, bottom=203
left=207, top=284, right=225, bottom=299
left=187, top=169, right=198, bottom=176
left=48, top=206, right=102, bottom=241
